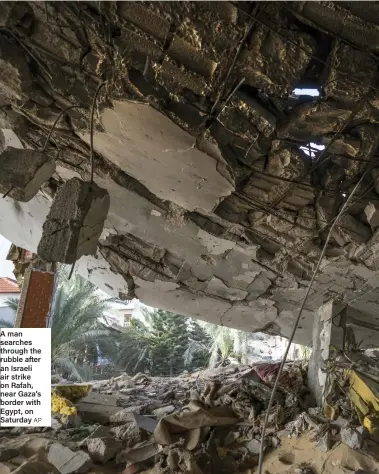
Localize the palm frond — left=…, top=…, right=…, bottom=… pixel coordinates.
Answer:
left=0, top=318, right=14, bottom=328
left=4, top=297, right=19, bottom=312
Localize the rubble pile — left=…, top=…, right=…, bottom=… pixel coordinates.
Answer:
left=1, top=362, right=379, bottom=474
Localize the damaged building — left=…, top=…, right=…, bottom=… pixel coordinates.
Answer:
left=1, top=0, right=379, bottom=355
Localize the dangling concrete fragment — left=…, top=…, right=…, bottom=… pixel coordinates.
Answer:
left=37, top=177, right=110, bottom=264
left=0, top=147, right=56, bottom=202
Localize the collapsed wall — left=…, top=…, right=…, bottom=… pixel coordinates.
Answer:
left=1, top=2, right=379, bottom=345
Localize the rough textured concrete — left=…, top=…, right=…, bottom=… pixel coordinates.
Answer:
left=0, top=147, right=55, bottom=202
left=307, top=301, right=344, bottom=405
left=38, top=178, right=110, bottom=264
left=0, top=2, right=378, bottom=345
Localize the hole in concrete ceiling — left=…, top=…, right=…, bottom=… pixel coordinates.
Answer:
left=299, top=142, right=325, bottom=159
left=292, top=88, right=320, bottom=97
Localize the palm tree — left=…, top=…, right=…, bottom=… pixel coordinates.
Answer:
left=49, top=266, right=116, bottom=381
left=0, top=318, right=14, bottom=328
left=204, top=323, right=250, bottom=368
left=4, top=296, right=19, bottom=312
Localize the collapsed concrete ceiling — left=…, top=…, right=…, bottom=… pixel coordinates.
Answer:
left=1, top=1, right=379, bottom=346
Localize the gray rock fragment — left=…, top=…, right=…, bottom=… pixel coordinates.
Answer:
left=46, top=443, right=92, bottom=474
left=0, top=446, right=19, bottom=462
left=38, top=177, right=110, bottom=264
left=87, top=437, right=122, bottom=464
left=109, top=406, right=143, bottom=423
left=340, top=427, right=363, bottom=450
left=0, top=147, right=55, bottom=202
left=365, top=202, right=379, bottom=229
left=152, top=405, right=175, bottom=419
left=316, top=431, right=332, bottom=452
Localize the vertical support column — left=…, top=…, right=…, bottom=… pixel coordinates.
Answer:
left=307, top=300, right=344, bottom=406
left=14, top=265, right=55, bottom=328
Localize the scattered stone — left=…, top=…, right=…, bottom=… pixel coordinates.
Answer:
left=271, top=436, right=280, bottom=448
left=133, top=414, right=158, bottom=433
left=21, top=438, right=52, bottom=457
left=365, top=202, right=379, bottom=229
left=76, top=393, right=121, bottom=424
left=152, top=405, right=175, bottom=419
left=111, top=423, right=148, bottom=447
left=246, top=439, right=264, bottom=455
left=223, top=431, right=240, bottom=446
left=109, top=406, right=143, bottom=423
left=340, top=427, right=363, bottom=450
left=8, top=455, right=27, bottom=467
left=38, top=177, right=110, bottom=264
left=317, top=431, right=332, bottom=452
left=45, top=443, right=92, bottom=474
left=0, top=447, right=20, bottom=462
left=333, top=416, right=349, bottom=428
left=87, top=437, right=122, bottom=464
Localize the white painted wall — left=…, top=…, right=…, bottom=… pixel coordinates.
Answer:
left=104, top=298, right=143, bottom=327
left=0, top=235, right=15, bottom=279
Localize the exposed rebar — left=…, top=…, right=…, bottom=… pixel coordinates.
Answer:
left=257, top=170, right=369, bottom=474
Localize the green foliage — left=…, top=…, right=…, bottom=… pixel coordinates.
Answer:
left=50, top=266, right=116, bottom=381
left=116, top=310, right=212, bottom=376
left=4, top=296, right=19, bottom=312
left=203, top=323, right=249, bottom=368
left=0, top=318, right=14, bottom=328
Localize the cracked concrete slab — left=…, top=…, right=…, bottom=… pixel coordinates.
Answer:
left=79, top=101, right=234, bottom=213
left=1, top=1, right=379, bottom=346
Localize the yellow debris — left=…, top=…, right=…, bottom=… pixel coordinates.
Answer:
left=347, top=369, right=379, bottom=435
left=51, top=391, right=77, bottom=417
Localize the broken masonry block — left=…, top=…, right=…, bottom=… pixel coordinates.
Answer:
left=37, top=177, right=110, bottom=264
left=364, top=202, right=379, bottom=229
left=0, top=147, right=56, bottom=202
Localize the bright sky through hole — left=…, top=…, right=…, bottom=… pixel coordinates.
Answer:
left=299, top=142, right=326, bottom=158
left=293, top=88, right=320, bottom=97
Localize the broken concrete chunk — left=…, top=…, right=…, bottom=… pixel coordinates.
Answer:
left=246, top=439, right=264, bottom=455
left=109, top=406, right=143, bottom=424
left=152, top=405, right=175, bottom=419
left=87, top=437, right=122, bottom=464
left=133, top=414, right=158, bottom=434
left=0, top=447, right=19, bottom=462
left=46, top=443, right=92, bottom=474
left=38, top=178, right=110, bottom=264
left=340, top=427, right=363, bottom=450
left=0, top=147, right=55, bottom=202
left=364, top=202, right=379, bottom=229
left=316, top=431, right=332, bottom=452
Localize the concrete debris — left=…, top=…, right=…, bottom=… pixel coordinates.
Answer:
left=38, top=178, right=110, bottom=264
left=0, top=147, right=55, bottom=202
left=87, top=437, right=122, bottom=463
left=316, top=431, right=332, bottom=453
left=45, top=443, right=92, bottom=474
left=3, top=360, right=379, bottom=474
left=340, top=427, right=364, bottom=450
left=364, top=202, right=379, bottom=229
left=151, top=405, right=175, bottom=419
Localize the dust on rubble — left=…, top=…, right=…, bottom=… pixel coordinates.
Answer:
left=255, top=431, right=379, bottom=474
left=0, top=361, right=379, bottom=474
